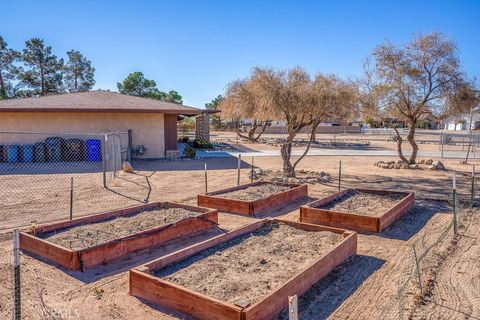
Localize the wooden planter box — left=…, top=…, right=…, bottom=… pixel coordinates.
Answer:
left=129, top=219, right=357, bottom=320
left=19, top=202, right=218, bottom=271
left=300, top=188, right=415, bottom=233
left=197, top=181, right=308, bottom=215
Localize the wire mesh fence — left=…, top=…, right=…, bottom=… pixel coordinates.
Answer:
left=0, top=131, right=131, bottom=233
left=379, top=172, right=476, bottom=319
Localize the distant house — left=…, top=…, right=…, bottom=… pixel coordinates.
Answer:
left=0, top=90, right=205, bottom=158
left=443, top=111, right=480, bottom=131
left=417, top=114, right=441, bottom=129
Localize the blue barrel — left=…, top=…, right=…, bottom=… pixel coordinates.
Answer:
left=22, top=145, right=35, bottom=163
left=34, top=142, right=47, bottom=162
left=6, top=145, right=20, bottom=163
left=86, top=139, right=102, bottom=161
left=45, top=137, right=64, bottom=162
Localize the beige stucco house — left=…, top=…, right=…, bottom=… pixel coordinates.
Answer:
left=0, top=90, right=203, bottom=158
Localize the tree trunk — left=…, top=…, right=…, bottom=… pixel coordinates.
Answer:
left=293, top=122, right=319, bottom=170
left=393, top=127, right=409, bottom=163
left=464, top=110, right=474, bottom=164
left=237, top=120, right=268, bottom=142
left=281, top=132, right=296, bottom=177
left=0, top=70, right=5, bottom=98
left=407, top=122, right=418, bottom=164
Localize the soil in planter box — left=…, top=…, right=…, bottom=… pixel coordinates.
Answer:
left=218, top=183, right=291, bottom=201
left=315, top=190, right=405, bottom=216
left=155, top=221, right=343, bottom=306
left=42, top=205, right=202, bottom=250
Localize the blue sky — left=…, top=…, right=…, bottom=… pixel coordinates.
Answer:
left=3, top=0, right=480, bottom=107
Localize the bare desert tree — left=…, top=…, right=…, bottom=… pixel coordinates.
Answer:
left=251, top=67, right=347, bottom=177
left=220, top=78, right=270, bottom=141
left=371, top=32, right=464, bottom=163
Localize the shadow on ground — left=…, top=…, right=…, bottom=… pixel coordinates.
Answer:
left=275, top=255, right=385, bottom=320
left=133, top=157, right=254, bottom=172
left=380, top=199, right=450, bottom=241
left=23, top=227, right=226, bottom=283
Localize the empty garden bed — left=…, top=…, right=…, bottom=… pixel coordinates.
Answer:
left=129, top=219, right=357, bottom=320
left=300, top=188, right=414, bottom=233
left=19, top=202, right=218, bottom=271
left=197, top=181, right=308, bottom=215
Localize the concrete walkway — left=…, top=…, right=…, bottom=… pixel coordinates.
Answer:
left=196, top=148, right=479, bottom=159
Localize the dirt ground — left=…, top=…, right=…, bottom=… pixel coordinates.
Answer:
left=157, top=220, right=342, bottom=306
left=42, top=205, right=202, bottom=250
left=316, top=190, right=406, bottom=216
left=217, top=183, right=290, bottom=201
left=1, top=134, right=480, bottom=319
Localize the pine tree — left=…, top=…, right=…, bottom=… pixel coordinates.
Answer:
left=18, top=38, right=64, bottom=95
left=64, top=50, right=95, bottom=91
left=0, top=36, right=20, bottom=99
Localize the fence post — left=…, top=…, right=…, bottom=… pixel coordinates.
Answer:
left=204, top=163, right=208, bottom=194
left=237, top=154, right=242, bottom=186
left=251, top=156, right=255, bottom=183
left=69, top=177, right=74, bottom=220
left=412, top=244, right=423, bottom=294
left=338, top=160, right=342, bottom=191
left=441, top=131, right=444, bottom=159
left=127, top=129, right=133, bottom=163
left=471, top=164, right=476, bottom=208
left=14, top=229, right=21, bottom=320
left=102, top=134, right=107, bottom=188
left=453, top=172, right=458, bottom=235
left=288, top=295, right=298, bottom=320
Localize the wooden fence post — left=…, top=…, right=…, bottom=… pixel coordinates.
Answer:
left=288, top=295, right=298, bottom=320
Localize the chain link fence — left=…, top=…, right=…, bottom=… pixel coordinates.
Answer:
left=0, top=131, right=131, bottom=233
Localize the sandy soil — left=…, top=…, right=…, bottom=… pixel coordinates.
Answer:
left=1, top=133, right=480, bottom=319
left=43, top=205, right=201, bottom=250
left=315, top=190, right=406, bottom=216
left=217, top=183, right=290, bottom=201
left=157, top=221, right=342, bottom=306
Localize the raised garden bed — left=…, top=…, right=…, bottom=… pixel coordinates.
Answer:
left=197, top=181, right=308, bottom=215
left=19, top=202, right=218, bottom=271
left=129, top=219, right=357, bottom=320
left=300, top=188, right=414, bottom=233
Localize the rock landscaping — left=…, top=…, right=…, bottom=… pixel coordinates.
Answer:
left=374, top=159, right=445, bottom=170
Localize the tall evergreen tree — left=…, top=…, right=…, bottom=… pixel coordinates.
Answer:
left=18, top=38, right=64, bottom=95
left=64, top=50, right=95, bottom=91
left=117, top=72, right=158, bottom=97
left=117, top=72, right=183, bottom=103
left=0, top=36, right=20, bottom=99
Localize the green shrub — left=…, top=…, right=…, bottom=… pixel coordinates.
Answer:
left=183, top=146, right=196, bottom=158
left=193, top=138, right=214, bottom=149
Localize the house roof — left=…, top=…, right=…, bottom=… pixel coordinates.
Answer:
left=0, top=90, right=203, bottom=115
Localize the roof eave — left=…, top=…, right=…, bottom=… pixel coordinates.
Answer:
left=0, top=108, right=203, bottom=115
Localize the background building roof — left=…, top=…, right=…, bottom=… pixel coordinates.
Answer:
left=0, top=90, right=203, bottom=115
